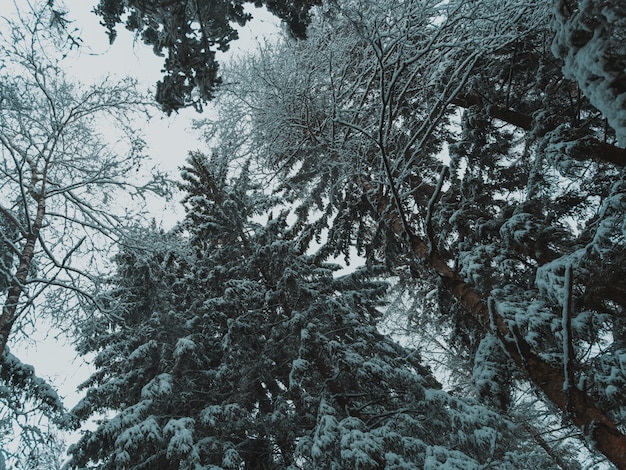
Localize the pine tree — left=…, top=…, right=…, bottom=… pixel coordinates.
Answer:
left=69, top=152, right=554, bottom=469
left=207, top=0, right=626, bottom=465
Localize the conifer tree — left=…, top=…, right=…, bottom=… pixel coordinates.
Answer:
left=69, top=152, right=556, bottom=469
left=92, top=0, right=322, bottom=113
left=208, top=0, right=626, bottom=465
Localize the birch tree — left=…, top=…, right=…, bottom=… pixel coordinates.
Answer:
left=0, top=5, right=166, bottom=369
left=0, top=3, right=169, bottom=464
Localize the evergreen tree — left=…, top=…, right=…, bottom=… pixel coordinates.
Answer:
left=69, top=152, right=554, bottom=468
left=92, top=0, right=322, bottom=113
left=207, top=0, right=626, bottom=465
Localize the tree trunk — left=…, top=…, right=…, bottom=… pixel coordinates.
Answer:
left=359, top=175, right=626, bottom=469
left=0, top=196, right=45, bottom=359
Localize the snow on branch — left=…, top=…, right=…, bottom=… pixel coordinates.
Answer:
left=552, top=1, right=626, bottom=145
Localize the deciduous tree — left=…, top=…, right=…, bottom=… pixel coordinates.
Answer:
left=0, top=3, right=168, bottom=463
left=0, top=2, right=167, bottom=359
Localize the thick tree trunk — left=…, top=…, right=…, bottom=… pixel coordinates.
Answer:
left=359, top=176, right=626, bottom=469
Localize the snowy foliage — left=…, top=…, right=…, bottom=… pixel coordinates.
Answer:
left=0, top=348, right=69, bottom=468
left=552, top=0, right=626, bottom=145
left=67, top=153, right=557, bottom=468
left=209, top=0, right=626, bottom=465
left=60, top=0, right=626, bottom=467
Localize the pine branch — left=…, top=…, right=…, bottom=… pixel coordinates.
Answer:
left=451, top=94, right=626, bottom=167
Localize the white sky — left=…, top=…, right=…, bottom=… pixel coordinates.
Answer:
left=1, top=0, right=280, bottom=453
left=1, top=0, right=360, bottom=461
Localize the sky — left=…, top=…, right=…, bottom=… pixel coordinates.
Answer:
left=1, top=0, right=280, bottom=452
left=2, top=2, right=361, bottom=463
left=51, top=0, right=281, bottom=217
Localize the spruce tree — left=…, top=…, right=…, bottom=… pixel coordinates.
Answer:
left=69, top=152, right=553, bottom=468
left=208, top=1, right=626, bottom=465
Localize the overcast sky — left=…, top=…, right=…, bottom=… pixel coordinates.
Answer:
left=52, top=0, right=281, bottom=199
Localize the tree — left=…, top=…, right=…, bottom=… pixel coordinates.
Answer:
left=68, top=151, right=561, bottom=468
left=206, top=0, right=626, bottom=466
left=0, top=3, right=168, bottom=464
left=0, top=346, right=68, bottom=469
left=92, top=0, right=322, bottom=113
left=0, top=2, right=168, bottom=359
left=552, top=0, right=626, bottom=146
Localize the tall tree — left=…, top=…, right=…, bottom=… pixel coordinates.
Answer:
left=68, top=152, right=560, bottom=468
left=0, top=3, right=168, bottom=464
left=0, top=3, right=167, bottom=359
left=207, top=0, right=626, bottom=466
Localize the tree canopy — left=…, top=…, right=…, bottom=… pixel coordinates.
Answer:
left=197, top=0, right=626, bottom=465
left=93, top=0, right=322, bottom=113
left=68, top=152, right=565, bottom=468
left=3, top=0, right=626, bottom=468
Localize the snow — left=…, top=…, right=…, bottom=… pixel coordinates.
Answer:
left=289, top=358, right=310, bottom=387
left=472, top=334, right=505, bottom=405
left=140, top=373, right=173, bottom=399
left=310, top=399, right=339, bottom=461
left=163, top=417, right=196, bottom=459
left=114, top=416, right=162, bottom=451
left=200, top=403, right=248, bottom=429
left=499, top=213, right=537, bottom=247
left=424, top=445, right=480, bottom=470
left=473, top=427, right=497, bottom=456
left=128, top=339, right=158, bottom=362
left=222, top=447, right=243, bottom=469
left=174, top=337, right=197, bottom=359
left=552, top=0, right=626, bottom=145
left=339, top=419, right=383, bottom=468
left=561, top=264, right=573, bottom=392
left=0, top=348, right=65, bottom=418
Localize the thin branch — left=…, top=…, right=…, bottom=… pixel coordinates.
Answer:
left=425, top=165, right=448, bottom=257
left=562, top=264, right=575, bottom=407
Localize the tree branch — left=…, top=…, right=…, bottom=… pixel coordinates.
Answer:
left=358, top=174, right=626, bottom=468
left=451, top=93, right=626, bottom=167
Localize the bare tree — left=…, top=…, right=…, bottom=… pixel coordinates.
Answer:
left=0, top=4, right=168, bottom=359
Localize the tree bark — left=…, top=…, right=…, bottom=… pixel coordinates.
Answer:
left=0, top=196, right=45, bottom=359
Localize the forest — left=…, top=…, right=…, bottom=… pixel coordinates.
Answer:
left=1, top=0, right=625, bottom=468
